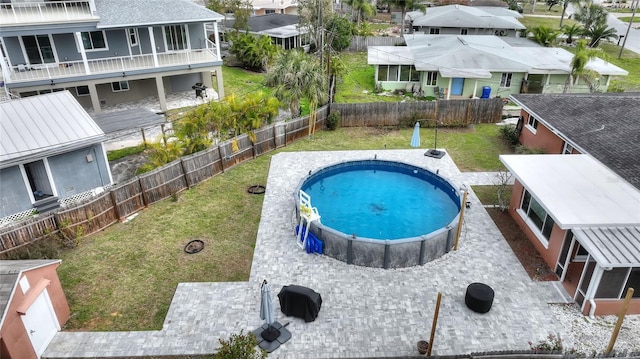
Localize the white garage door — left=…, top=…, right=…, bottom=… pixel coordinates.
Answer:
left=20, top=290, right=59, bottom=358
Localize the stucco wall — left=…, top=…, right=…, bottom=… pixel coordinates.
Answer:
left=47, top=144, right=111, bottom=197
left=0, top=263, right=69, bottom=359
left=518, top=112, right=566, bottom=153
left=0, top=166, right=32, bottom=217
left=588, top=298, right=640, bottom=316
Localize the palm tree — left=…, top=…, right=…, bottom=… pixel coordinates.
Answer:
left=573, top=1, right=608, bottom=29
left=265, top=51, right=327, bottom=119
left=381, top=0, right=426, bottom=35
left=531, top=26, right=561, bottom=47
left=564, top=39, right=601, bottom=93
left=345, top=0, right=376, bottom=29
left=559, top=0, right=582, bottom=27
left=561, top=23, right=583, bottom=44
left=583, top=24, right=618, bottom=47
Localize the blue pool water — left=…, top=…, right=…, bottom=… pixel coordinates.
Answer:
left=301, top=161, right=460, bottom=240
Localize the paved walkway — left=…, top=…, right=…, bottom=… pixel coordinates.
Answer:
left=44, top=151, right=569, bottom=358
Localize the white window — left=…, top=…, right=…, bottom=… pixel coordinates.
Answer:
left=399, top=65, right=420, bottom=82
left=527, top=115, right=538, bottom=132
left=111, top=81, right=129, bottom=92
left=426, top=71, right=438, bottom=86
left=460, top=28, right=468, bottom=35
left=128, top=28, right=139, bottom=47
left=76, top=85, right=90, bottom=96
left=429, top=28, right=440, bottom=34
left=518, top=189, right=555, bottom=247
left=500, top=73, right=513, bottom=87
left=81, top=31, right=108, bottom=51
left=164, top=24, right=188, bottom=51
left=562, top=141, right=574, bottom=154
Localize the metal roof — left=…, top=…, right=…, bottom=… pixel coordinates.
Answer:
left=573, top=227, right=640, bottom=268
left=500, top=154, right=640, bottom=229
left=0, top=260, right=61, bottom=330
left=0, top=91, right=106, bottom=168
left=95, top=0, right=223, bottom=28
left=407, top=5, right=525, bottom=30
left=368, top=46, right=415, bottom=65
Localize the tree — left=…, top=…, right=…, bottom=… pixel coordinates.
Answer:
left=325, top=15, right=355, bottom=51
left=573, top=1, right=608, bottom=29
left=265, top=50, right=327, bottom=119
left=207, top=0, right=251, bottom=30
left=228, top=32, right=279, bottom=71
left=345, top=0, right=376, bottom=28
left=583, top=24, right=618, bottom=47
left=298, top=0, right=334, bottom=52
left=381, top=0, right=427, bottom=35
left=564, top=39, right=601, bottom=93
left=531, top=25, right=561, bottom=47
left=546, top=0, right=560, bottom=11
left=561, top=23, right=583, bottom=44
left=558, top=0, right=581, bottom=27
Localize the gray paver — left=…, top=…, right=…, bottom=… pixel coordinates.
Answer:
left=43, top=150, right=569, bottom=358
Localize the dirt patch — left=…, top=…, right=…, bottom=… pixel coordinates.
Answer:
left=486, top=208, right=558, bottom=281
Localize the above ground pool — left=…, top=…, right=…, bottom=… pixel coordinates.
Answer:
left=294, top=160, right=462, bottom=268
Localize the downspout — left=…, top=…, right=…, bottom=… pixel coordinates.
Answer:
left=589, top=299, right=597, bottom=319
left=585, top=264, right=604, bottom=319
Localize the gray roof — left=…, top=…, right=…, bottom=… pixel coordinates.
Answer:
left=0, top=260, right=61, bottom=329
left=95, top=0, right=223, bottom=28
left=509, top=93, right=640, bottom=190
left=91, top=109, right=165, bottom=134
left=407, top=5, right=525, bottom=30
left=225, top=14, right=299, bottom=33
left=374, top=35, right=629, bottom=78
left=0, top=91, right=106, bottom=169
left=573, top=227, right=640, bottom=268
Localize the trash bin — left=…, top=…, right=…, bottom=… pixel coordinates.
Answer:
left=481, top=86, right=491, bottom=99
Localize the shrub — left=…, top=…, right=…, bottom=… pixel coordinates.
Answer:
left=214, top=330, right=266, bottom=359
left=499, top=124, right=520, bottom=147
left=326, top=112, right=340, bottom=130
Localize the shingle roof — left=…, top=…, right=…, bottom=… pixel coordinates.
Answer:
left=0, top=260, right=61, bottom=329
left=0, top=91, right=105, bottom=169
left=510, top=93, right=640, bottom=190
left=225, top=14, right=299, bottom=32
left=95, top=0, right=223, bottom=28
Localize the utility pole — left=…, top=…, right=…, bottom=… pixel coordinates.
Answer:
left=618, top=0, right=638, bottom=59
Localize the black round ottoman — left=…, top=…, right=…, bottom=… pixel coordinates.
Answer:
left=465, top=282, right=494, bottom=313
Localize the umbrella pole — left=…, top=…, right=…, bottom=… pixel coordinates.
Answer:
left=427, top=292, right=442, bottom=356
left=606, top=287, right=634, bottom=353
left=454, top=190, right=468, bottom=251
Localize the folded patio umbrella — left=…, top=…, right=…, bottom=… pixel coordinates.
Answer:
left=411, top=122, right=420, bottom=148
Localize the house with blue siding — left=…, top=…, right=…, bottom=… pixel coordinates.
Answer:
left=0, top=0, right=225, bottom=112
left=0, top=91, right=112, bottom=223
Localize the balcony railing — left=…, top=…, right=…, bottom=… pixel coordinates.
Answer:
left=4, top=46, right=219, bottom=84
left=0, top=1, right=97, bottom=25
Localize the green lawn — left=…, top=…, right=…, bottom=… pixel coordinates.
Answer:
left=58, top=124, right=511, bottom=331
left=519, top=15, right=577, bottom=30
left=221, top=65, right=271, bottom=100
left=520, top=2, right=565, bottom=15
left=334, top=51, right=406, bottom=103
left=618, top=16, right=640, bottom=22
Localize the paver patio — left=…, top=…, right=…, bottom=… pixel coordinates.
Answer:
left=44, top=150, right=569, bottom=358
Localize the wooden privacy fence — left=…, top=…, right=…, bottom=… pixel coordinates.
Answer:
left=0, top=110, right=327, bottom=257
left=347, top=36, right=406, bottom=52
left=0, top=99, right=500, bottom=256
left=332, top=98, right=503, bottom=127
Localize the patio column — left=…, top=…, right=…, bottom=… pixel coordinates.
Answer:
left=148, top=27, right=159, bottom=68
left=447, top=78, right=452, bottom=100
left=472, top=80, right=478, bottom=98
left=155, top=75, right=167, bottom=111
left=75, top=32, right=91, bottom=75
left=0, top=43, right=10, bottom=81
left=88, top=83, right=101, bottom=112
left=213, top=22, right=222, bottom=60
left=214, top=65, right=224, bottom=99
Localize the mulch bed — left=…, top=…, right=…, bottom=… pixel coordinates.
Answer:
left=486, top=208, right=558, bottom=281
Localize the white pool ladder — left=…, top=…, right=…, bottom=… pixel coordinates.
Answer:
left=297, top=190, right=321, bottom=250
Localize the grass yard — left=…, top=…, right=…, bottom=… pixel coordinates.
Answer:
left=334, top=52, right=406, bottom=103
left=618, top=16, right=640, bottom=22
left=518, top=15, right=577, bottom=29
left=221, top=65, right=271, bottom=101
left=58, top=124, right=510, bottom=331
